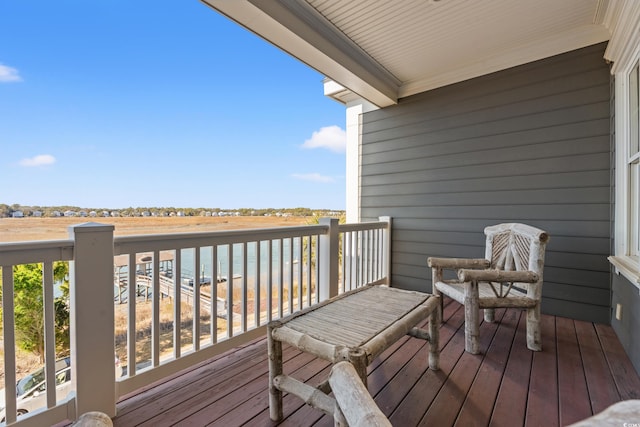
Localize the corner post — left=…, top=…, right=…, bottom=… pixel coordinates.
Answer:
left=319, top=217, right=339, bottom=301
left=69, top=223, right=116, bottom=418
left=379, top=216, right=392, bottom=285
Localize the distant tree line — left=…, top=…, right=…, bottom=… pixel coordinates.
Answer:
left=0, top=204, right=344, bottom=219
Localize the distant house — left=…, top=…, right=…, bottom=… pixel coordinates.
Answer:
left=79, top=211, right=88, bottom=217
left=51, top=211, right=61, bottom=217
left=12, top=211, right=24, bottom=218
left=102, top=211, right=110, bottom=217
left=32, top=210, right=43, bottom=217
left=64, top=210, right=76, bottom=217
left=89, top=211, right=97, bottom=217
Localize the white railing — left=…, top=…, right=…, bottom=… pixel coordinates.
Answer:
left=0, top=217, right=391, bottom=426
left=339, top=216, right=391, bottom=292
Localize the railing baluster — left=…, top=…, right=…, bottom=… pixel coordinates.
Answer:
left=242, top=242, right=248, bottom=333
left=278, top=238, right=284, bottom=318
left=288, top=238, right=294, bottom=315
left=368, top=229, right=373, bottom=284
left=306, top=235, right=312, bottom=307
left=267, top=239, right=273, bottom=323
left=357, top=230, right=362, bottom=288
left=297, top=237, right=302, bottom=310
left=42, top=262, right=56, bottom=409
left=254, top=242, right=260, bottom=328
left=174, top=250, right=182, bottom=358
left=127, top=253, right=137, bottom=376
left=153, top=250, right=161, bottom=366
left=2, top=266, right=17, bottom=425
left=227, top=244, right=234, bottom=338
left=352, top=231, right=357, bottom=290
left=340, top=232, right=346, bottom=292
left=193, top=248, right=201, bottom=351
left=316, top=235, right=321, bottom=303
left=212, top=245, right=218, bottom=344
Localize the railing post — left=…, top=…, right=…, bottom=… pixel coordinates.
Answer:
left=379, top=216, right=392, bottom=285
left=319, top=217, right=339, bottom=301
left=68, top=223, right=116, bottom=418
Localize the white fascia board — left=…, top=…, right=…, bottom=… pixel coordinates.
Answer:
left=604, top=0, right=640, bottom=74
left=202, top=0, right=398, bottom=108
left=400, top=24, right=611, bottom=98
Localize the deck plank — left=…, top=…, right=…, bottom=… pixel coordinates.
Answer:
left=556, top=317, right=592, bottom=426
left=575, top=320, right=621, bottom=414
left=454, top=308, right=517, bottom=427
left=168, top=349, right=320, bottom=426
left=418, top=307, right=505, bottom=426
left=110, top=305, right=640, bottom=427
left=489, top=310, right=532, bottom=427
left=525, top=314, right=559, bottom=427
left=386, top=303, right=467, bottom=426
left=595, top=323, right=640, bottom=400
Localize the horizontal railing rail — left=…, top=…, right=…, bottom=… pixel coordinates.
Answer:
left=0, top=217, right=391, bottom=426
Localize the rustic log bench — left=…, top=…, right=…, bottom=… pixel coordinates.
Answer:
left=267, top=284, right=440, bottom=423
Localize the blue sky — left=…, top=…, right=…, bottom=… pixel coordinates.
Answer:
left=0, top=1, right=347, bottom=210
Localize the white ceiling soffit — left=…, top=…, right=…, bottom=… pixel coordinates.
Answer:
left=203, top=0, right=612, bottom=107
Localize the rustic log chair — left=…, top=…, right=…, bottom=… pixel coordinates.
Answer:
left=427, top=223, right=549, bottom=354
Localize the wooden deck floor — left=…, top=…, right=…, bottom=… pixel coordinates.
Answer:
left=112, top=299, right=640, bottom=426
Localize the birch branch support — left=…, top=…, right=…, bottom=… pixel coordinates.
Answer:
left=329, top=362, right=391, bottom=427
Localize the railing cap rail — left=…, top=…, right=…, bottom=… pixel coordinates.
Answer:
left=0, top=239, right=74, bottom=265
left=113, top=224, right=329, bottom=253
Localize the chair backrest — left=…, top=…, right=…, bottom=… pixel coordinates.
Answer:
left=484, top=223, right=550, bottom=298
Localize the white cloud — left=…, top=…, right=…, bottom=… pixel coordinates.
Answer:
left=301, top=125, right=346, bottom=153
left=291, top=173, right=334, bottom=183
left=19, top=154, right=56, bottom=167
left=0, top=64, right=22, bottom=82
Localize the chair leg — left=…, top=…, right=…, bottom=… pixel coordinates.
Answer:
left=432, top=284, right=444, bottom=325
left=464, top=284, right=480, bottom=354
left=526, top=305, right=542, bottom=351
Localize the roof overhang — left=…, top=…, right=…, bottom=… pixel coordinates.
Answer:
left=202, top=0, right=632, bottom=107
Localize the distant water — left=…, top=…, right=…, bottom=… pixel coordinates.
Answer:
left=180, top=239, right=299, bottom=282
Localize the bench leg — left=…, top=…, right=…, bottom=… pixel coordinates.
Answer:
left=348, top=349, right=368, bottom=389
left=268, top=325, right=283, bottom=421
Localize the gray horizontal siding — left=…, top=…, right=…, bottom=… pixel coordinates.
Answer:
left=360, top=43, right=612, bottom=322
left=612, top=275, right=640, bottom=374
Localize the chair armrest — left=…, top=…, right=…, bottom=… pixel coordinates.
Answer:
left=427, top=257, right=490, bottom=270
left=457, top=269, right=539, bottom=283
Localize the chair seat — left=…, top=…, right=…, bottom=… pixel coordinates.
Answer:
left=434, top=280, right=537, bottom=309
